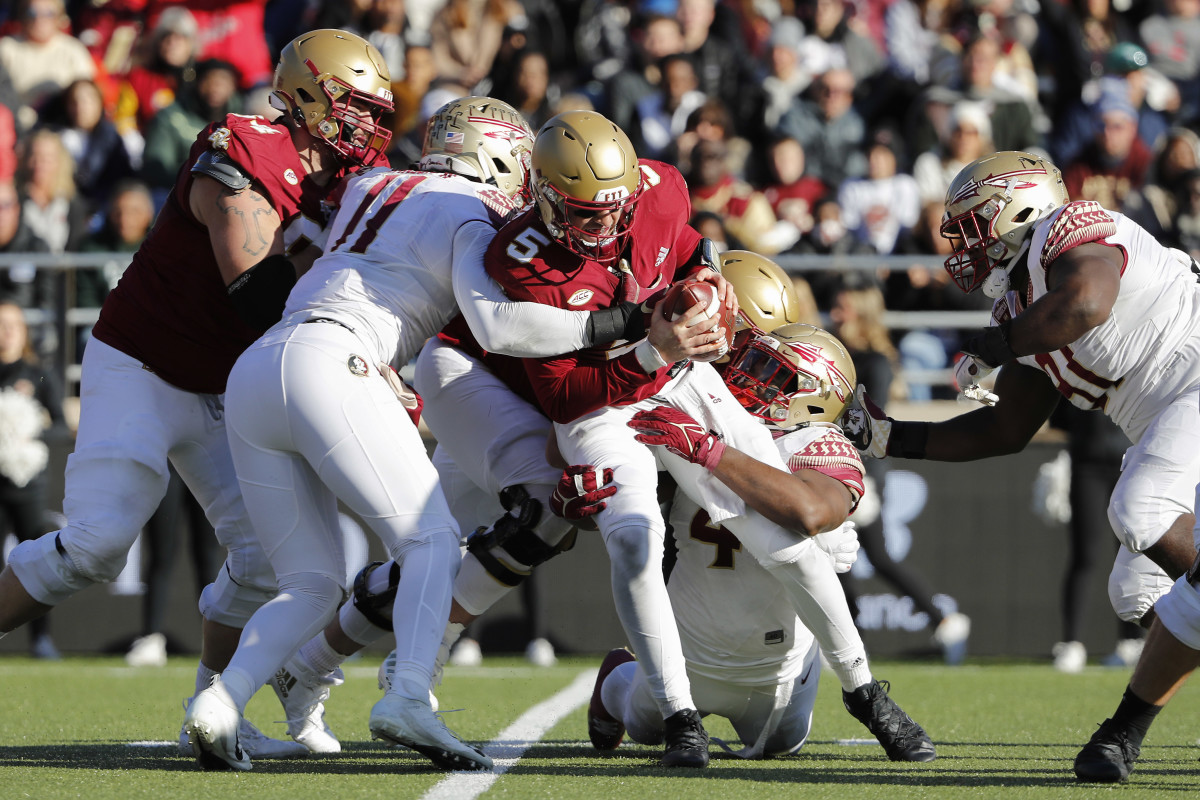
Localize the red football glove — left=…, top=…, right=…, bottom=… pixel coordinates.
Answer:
left=549, top=465, right=617, bottom=520
left=628, top=405, right=726, bottom=471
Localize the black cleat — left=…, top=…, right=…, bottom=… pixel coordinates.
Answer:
left=1074, top=718, right=1140, bottom=783
left=843, top=679, right=936, bottom=762
left=661, top=708, right=709, bottom=768
left=589, top=648, right=638, bottom=750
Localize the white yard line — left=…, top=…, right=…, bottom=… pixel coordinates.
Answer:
left=420, top=668, right=597, bottom=800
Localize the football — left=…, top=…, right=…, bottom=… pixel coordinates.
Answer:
left=660, top=278, right=736, bottom=362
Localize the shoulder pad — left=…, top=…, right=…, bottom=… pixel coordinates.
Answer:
left=191, top=148, right=251, bottom=191
left=1040, top=200, right=1117, bottom=268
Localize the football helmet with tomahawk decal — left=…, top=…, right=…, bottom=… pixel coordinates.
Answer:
left=940, top=151, right=1068, bottom=294
left=419, top=96, right=535, bottom=203
left=272, top=29, right=394, bottom=167
left=723, top=322, right=856, bottom=430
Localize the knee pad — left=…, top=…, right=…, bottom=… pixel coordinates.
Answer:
left=198, top=561, right=280, bottom=628
left=351, top=560, right=401, bottom=632
left=1107, top=475, right=1192, bottom=554
left=1155, top=575, right=1200, bottom=650
left=1108, top=547, right=1175, bottom=624
left=464, top=485, right=576, bottom=588
left=7, top=532, right=91, bottom=606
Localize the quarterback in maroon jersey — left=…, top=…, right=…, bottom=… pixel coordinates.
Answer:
left=0, top=29, right=392, bottom=759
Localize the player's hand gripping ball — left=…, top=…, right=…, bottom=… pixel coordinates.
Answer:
left=660, top=278, right=735, bottom=362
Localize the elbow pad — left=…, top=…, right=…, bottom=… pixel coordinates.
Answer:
left=226, top=253, right=296, bottom=332
left=586, top=301, right=647, bottom=345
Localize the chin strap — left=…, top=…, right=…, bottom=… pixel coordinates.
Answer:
left=982, top=238, right=1031, bottom=299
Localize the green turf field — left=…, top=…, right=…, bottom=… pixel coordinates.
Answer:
left=0, top=655, right=1195, bottom=799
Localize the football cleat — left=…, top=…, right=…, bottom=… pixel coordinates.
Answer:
left=842, top=679, right=937, bottom=762
left=183, top=676, right=252, bottom=771
left=932, top=613, right=971, bottom=666
left=177, top=703, right=308, bottom=759
left=1053, top=641, right=1087, bottom=674
left=588, top=647, right=636, bottom=750
left=525, top=637, right=557, bottom=667
left=448, top=637, right=483, bottom=667
left=125, top=632, right=168, bottom=667
left=1074, top=718, right=1140, bottom=783
left=369, top=692, right=493, bottom=771
left=271, top=661, right=343, bottom=753
left=661, top=708, right=709, bottom=768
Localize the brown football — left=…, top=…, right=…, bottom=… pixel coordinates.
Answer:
left=660, top=278, right=735, bottom=362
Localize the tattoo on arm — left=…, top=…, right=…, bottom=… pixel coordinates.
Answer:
left=216, top=188, right=274, bottom=257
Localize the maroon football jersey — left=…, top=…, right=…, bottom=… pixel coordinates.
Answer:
left=92, top=114, right=386, bottom=393
left=482, top=159, right=702, bottom=423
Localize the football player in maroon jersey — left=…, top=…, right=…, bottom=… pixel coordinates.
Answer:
left=0, top=29, right=393, bottom=759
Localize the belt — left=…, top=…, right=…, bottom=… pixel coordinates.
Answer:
left=302, top=317, right=355, bottom=333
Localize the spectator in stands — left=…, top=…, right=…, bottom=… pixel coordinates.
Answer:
left=429, top=0, right=524, bottom=90
left=76, top=179, right=154, bottom=311
left=777, top=67, right=868, bottom=187
left=912, top=100, right=994, bottom=205
left=687, top=137, right=795, bottom=256
left=751, top=16, right=813, bottom=136
left=16, top=129, right=89, bottom=255
left=675, top=0, right=747, bottom=127
left=115, top=6, right=199, bottom=135
left=1139, top=0, right=1200, bottom=123
left=806, top=0, right=886, bottom=87
left=1039, top=0, right=1137, bottom=134
left=499, top=49, right=558, bottom=133
left=0, top=297, right=65, bottom=660
left=792, top=196, right=874, bottom=306
left=909, top=32, right=1040, bottom=159
left=1063, top=89, right=1153, bottom=211
left=837, top=131, right=921, bottom=256
left=829, top=279, right=972, bottom=664
left=1124, top=127, right=1200, bottom=242
left=0, top=98, right=16, bottom=185
left=1171, top=167, right=1200, bottom=260
left=0, top=181, right=51, bottom=309
left=763, top=135, right=826, bottom=242
left=605, top=12, right=686, bottom=136
left=631, top=52, right=706, bottom=161
left=174, top=0, right=272, bottom=90
left=140, top=59, right=241, bottom=195
left=387, top=41, right=437, bottom=164
left=688, top=209, right=744, bottom=252
left=0, top=0, right=96, bottom=132
left=574, top=0, right=638, bottom=86
left=364, top=0, right=411, bottom=80
left=43, top=79, right=137, bottom=208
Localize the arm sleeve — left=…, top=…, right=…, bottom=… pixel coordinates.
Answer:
left=524, top=350, right=664, bottom=424
left=452, top=220, right=592, bottom=357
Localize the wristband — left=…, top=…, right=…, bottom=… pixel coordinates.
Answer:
left=886, top=421, right=930, bottom=459
left=966, top=320, right=1018, bottom=368
left=634, top=339, right=671, bottom=373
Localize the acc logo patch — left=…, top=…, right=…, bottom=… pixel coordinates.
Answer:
left=347, top=355, right=369, bottom=376
left=283, top=169, right=298, bottom=185
left=208, top=127, right=232, bottom=150
left=567, top=288, right=594, bottom=306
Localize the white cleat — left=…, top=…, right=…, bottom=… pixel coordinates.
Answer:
left=448, top=637, right=483, bottom=666
left=525, top=637, right=557, bottom=667
left=369, top=692, right=492, bottom=771
left=1053, top=640, right=1087, bottom=673
left=183, top=676, right=252, bottom=771
left=378, top=650, right=439, bottom=713
left=178, top=705, right=309, bottom=759
left=271, top=661, right=343, bottom=753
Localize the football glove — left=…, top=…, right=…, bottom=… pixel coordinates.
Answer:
left=838, top=385, right=892, bottom=460
left=953, top=354, right=999, bottom=407
left=813, top=521, right=859, bottom=573
left=628, top=405, right=726, bottom=471
left=549, top=465, right=617, bottom=521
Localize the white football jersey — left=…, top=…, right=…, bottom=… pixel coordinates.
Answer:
left=998, top=204, right=1200, bottom=441
left=667, top=425, right=850, bottom=686
left=281, top=168, right=516, bottom=367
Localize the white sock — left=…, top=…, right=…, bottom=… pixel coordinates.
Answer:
left=194, top=661, right=218, bottom=698
left=600, top=660, right=636, bottom=724
left=433, top=621, right=466, bottom=687
left=297, top=633, right=346, bottom=677
left=221, top=667, right=256, bottom=713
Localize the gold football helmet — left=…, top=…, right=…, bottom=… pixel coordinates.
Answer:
left=721, top=250, right=803, bottom=334
left=532, top=110, right=643, bottom=264
left=724, top=323, right=856, bottom=429
left=273, top=29, right=394, bottom=166
left=420, top=96, right=535, bottom=201
left=941, top=150, right=1068, bottom=293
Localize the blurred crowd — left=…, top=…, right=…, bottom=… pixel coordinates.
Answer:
left=3, top=0, right=1200, bottom=400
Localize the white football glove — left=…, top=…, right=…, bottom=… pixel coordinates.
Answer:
left=813, top=521, right=859, bottom=574
left=838, top=385, right=892, bottom=459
